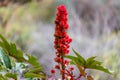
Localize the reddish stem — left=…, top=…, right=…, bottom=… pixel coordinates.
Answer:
left=66, top=70, right=74, bottom=80
left=76, top=67, right=86, bottom=80
left=76, top=74, right=82, bottom=80
left=61, top=56, right=65, bottom=80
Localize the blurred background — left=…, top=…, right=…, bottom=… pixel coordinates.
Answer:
left=0, top=0, right=120, bottom=80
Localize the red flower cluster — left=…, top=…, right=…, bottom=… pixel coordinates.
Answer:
left=54, top=4, right=72, bottom=57
left=54, top=4, right=72, bottom=66
left=51, top=4, right=74, bottom=80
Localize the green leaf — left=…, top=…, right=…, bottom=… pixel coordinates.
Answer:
left=5, top=73, right=17, bottom=80
left=0, top=48, right=12, bottom=69
left=89, top=65, right=112, bottom=74
left=24, top=66, right=45, bottom=79
left=65, top=55, right=84, bottom=66
left=65, top=55, right=77, bottom=60
left=0, top=35, right=45, bottom=77
left=9, top=43, right=26, bottom=62
left=0, top=74, right=8, bottom=80
left=0, top=60, right=3, bottom=67
left=9, top=43, right=18, bottom=55
left=0, top=42, right=4, bottom=48
left=86, top=56, right=102, bottom=68
left=72, top=49, right=85, bottom=64
left=90, top=60, right=102, bottom=66
left=26, top=54, right=42, bottom=67
left=0, top=35, right=43, bottom=66
left=86, top=56, right=96, bottom=63
left=26, top=78, right=33, bottom=80
left=0, top=35, right=10, bottom=51
left=0, top=35, right=26, bottom=62
left=27, top=66, right=43, bottom=73
left=0, top=67, right=8, bottom=71
left=24, top=72, right=45, bottom=79
left=69, top=61, right=75, bottom=65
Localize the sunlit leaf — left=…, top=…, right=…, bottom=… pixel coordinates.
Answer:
left=9, top=43, right=26, bottom=62
left=9, top=43, right=18, bottom=55
left=0, top=35, right=10, bottom=51
left=86, top=58, right=102, bottom=68
left=0, top=74, right=8, bottom=80
left=27, top=66, right=43, bottom=73
left=72, top=49, right=85, bottom=64
left=26, top=54, right=42, bottom=67
left=5, top=73, right=17, bottom=80
left=0, top=67, right=8, bottom=71
left=88, top=65, right=112, bottom=74
left=0, top=35, right=26, bottom=62
left=0, top=35, right=43, bottom=65
left=24, top=72, right=45, bottom=79
left=90, top=60, right=102, bottom=66
left=67, top=48, right=112, bottom=75
left=0, top=42, right=4, bottom=48
left=26, top=78, right=33, bottom=80
left=0, top=61, right=3, bottom=67
left=65, top=55, right=84, bottom=66
left=69, top=61, right=75, bottom=65
left=86, top=56, right=96, bottom=64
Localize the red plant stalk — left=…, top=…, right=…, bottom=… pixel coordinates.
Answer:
left=52, top=4, right=74, bottom=80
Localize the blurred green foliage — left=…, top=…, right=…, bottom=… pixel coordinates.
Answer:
left=91, top=32, right=120, bottom=80
left=0, top=0, right=56, bottom=51
left=0, top=34, right=45, bottom=80
left=91, top=52, right=119, bottom=80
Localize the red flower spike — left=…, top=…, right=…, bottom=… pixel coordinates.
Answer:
left=53, top=4, right=74, bottom=80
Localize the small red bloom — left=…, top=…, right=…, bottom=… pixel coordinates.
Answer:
left=56, top=52, right=60, bottom=57
left=69, top=38, right=72, bottom=43
left=57, top=5, right=68, bottom=14
left=54, top=57, right=62, bottom=63
left=69, top=67, right=74, bottom=71
left=61, top=70, right=65, bottom=74
left=55, top=64, right=60, bottom=69
left=64, top=60, right=69, bottom=65
left=51, top=69, right=56, bottom=74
